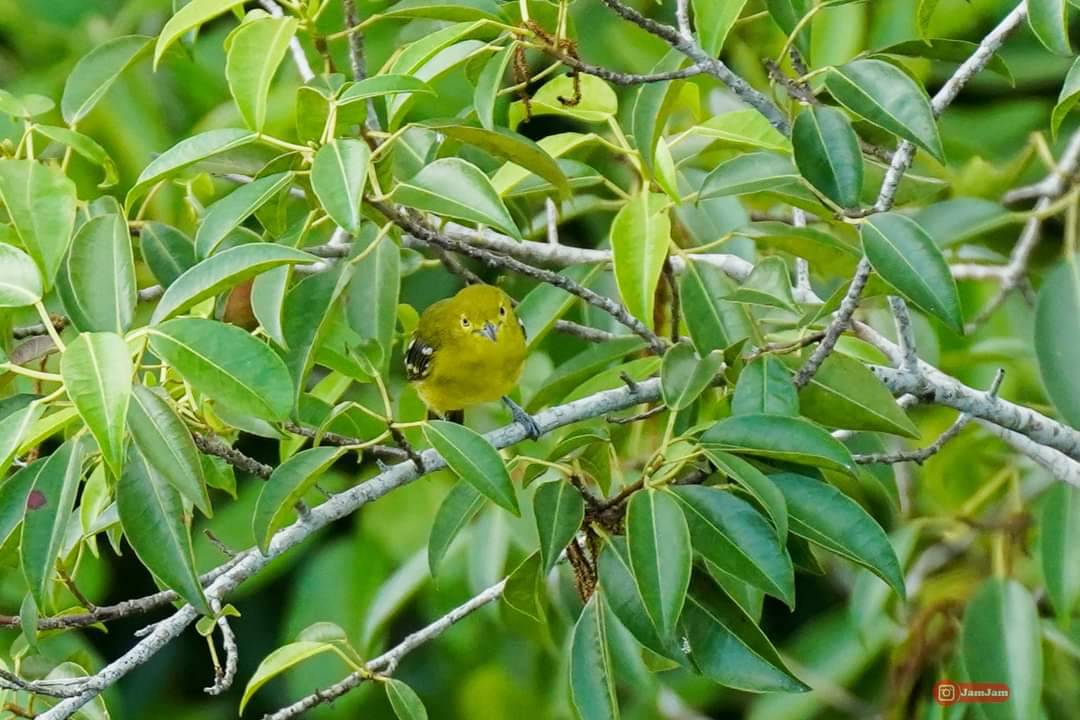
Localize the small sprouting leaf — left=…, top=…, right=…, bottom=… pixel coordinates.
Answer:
left=127, top=129, right=258, bottom=207
left=57, top=214, right=136, bottom=333
left=569, top=595, right=621, bottom=720
left=252, top=446, right=344, bottom=553
left=240, top=641, right=341, bottom=714
left=60, top=332, right=132, bottom=480
left=1040, top=483, right=1080, bottom=620
left=825, top=59, right=944, bottom=161
left=611, top=191, right=671, bottom=328
left=533, top=480, right=585, bottom=573
left=118, top=445, right=211, bottom=615
left=626, top=489, right=692, bottom=641
left=154, top=0, right=248, bottom=68
left=1028, top=0, right=1072, bottom=55
left=0, top=159, right=77, bottom=289
left=660, top=340, right=724, bottom=410
left=385, top=678, right=429, bottom=720
left=390, top=158, right=520, bottom=239
left=0, top=243, right=43, bottom=307
left=732, top=356, right=799, bottom=416
left=792, top=105, right=863, bottom=209
left=195, top=172, right=295, bottom=257
left=149, top=318, right=294, bottom=421
left=428, top=480, right=485, bottom=576
left=769, top=472, right=905, bottom=598
left=225, top=16, right=298, bottom=132
left=1035, top=255, right=1080, bottom=428
left=861, top=213, right=963, bottom=332
left=702, top=414, right=857, bottom=476
left=423, top=421, right=519, bottom=515
left=62, top=35, right=153, bottom=124
left=311, top=138, right=371, bottom=235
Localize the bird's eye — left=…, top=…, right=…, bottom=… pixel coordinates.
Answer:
left=499, top=305, right=507, bottom=317
left=460, top=316, right=470, bottom=328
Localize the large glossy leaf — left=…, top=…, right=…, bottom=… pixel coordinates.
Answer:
left=390, top=158, right=520, bottom=239
left=311, top=139, right=371, bottom=235
left=792, top=105, right=862, bottom=209
left=386, top=678, right=429, bottom=720
left=140, top=222, right=196, bottom=288
left=0, top=459, right=44, bottom=547
left=1035, top=255, right=1080, bottom=428
left=195, top=172, right=295, bottom=257
left=239, top=641, right=341, bottom=714
left=281, top=265, right=351, bottom=406
left=693, top=0, right=750, bottom=55
left=154, top=0, right=248, bottom=68
left=62, top=35, right=152, bottom=124
left=961, top=579, right=1042, bottom=720
left=423, top=421, right=518, bottom=515
left=702, top=414, right=857, bottom=476
left=679, top=261, right=753, bottom=352
left=699, top=152, right=802, bottom=199
left=0, top=243, right=43, bottom=307
left=1040, top=483, right=1080, bottom=619
left=672, top=486, right=795, bottom=608
left=691, top=110, right=791, bottom=154
left=345, top=231, right=400, bottom=371
left=428, top=480, right=485, bottom=576
left=797, top=352, right=919, bottom=437
left=1029, top=0, right=1072, bottom=55
left=705, top=450, right=789, bottom=541
left=60, top=332, right=132, bottom=479
left=149, top=318, right=294, bottom=421
left=0, top=403, right=44, bottom=477
left=128, top=385, right=211, bottom=517
left=861, top=213, right=963, bottom=332
left=20, top=439, right=84, bottom=611
left=611, top=191, right=670, bottom=328
left=58, top=214, right=136, bottom=333
left=151, top=243, right=317, bottom=323
left=769, top=472, right=905, bottom=597
left=0, top=160, right=77, bottom=289
left=631, top=49, right=685, bottom=180
left=252, top=446, right=344, bottom=553
left=225, top=16, right=297, bottom=132
left=570, top=595, right=620, bottom=720
left=626, top=489, right=692, bottom=641
left=337, top=74, right=436, bottom=106
left=825, top=59, right=944, bottom=161
left=533, top=480, right=585, bottom=574
left=598, top=538, right=684, bottom=661
left=660, top=340, right=724, bottom=410
left=127, top=129, right=257, bottom=207
left=732, top=356, right=799, bottom=416
left=119, top=445, right=211, bottom=615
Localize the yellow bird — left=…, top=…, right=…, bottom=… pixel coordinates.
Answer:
left=405, top=284, right=540, bottom=438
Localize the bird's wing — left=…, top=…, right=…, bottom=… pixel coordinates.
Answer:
left=404, top=334, right=435, bottom=381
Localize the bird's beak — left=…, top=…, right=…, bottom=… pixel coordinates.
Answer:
left=481, top=322, right=498, bottom=342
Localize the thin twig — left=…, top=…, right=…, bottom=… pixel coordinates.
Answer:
left=193, top=433, right=273, bottom=479
left=203, top=601, right=239, bottom=696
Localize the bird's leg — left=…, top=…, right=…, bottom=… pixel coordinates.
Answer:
left=502, top=396, right=541, bottom=440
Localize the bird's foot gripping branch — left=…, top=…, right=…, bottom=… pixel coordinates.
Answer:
left=2, top=1, right=1080, bottom=719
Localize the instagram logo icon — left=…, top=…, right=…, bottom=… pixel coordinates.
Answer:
left=935, top=680, right=958, bottom=705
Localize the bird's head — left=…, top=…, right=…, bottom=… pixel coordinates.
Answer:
left=450, top=284, right=514, bottom=342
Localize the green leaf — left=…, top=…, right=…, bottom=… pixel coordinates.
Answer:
left=0, top=459, right=44, bottom=547
left=825, top=59, right=944, bottom=161
left=699, top=152, right=802, bottom=199
left=1053, top=59, right=1080, bottom=138
left=423, top=421, right=519, bottom=515
left=20, top=439, right=85, bottom=611
left=873, top=39, right=1013, bottom=84
left=390, top=158, right=520, bottom=239
left=1040, top=483, right=1080, bottom=620
left=732, top=356, right=799, bottom=416
left=724, top=257, right=797, bottom=312
left=420, top=121, right=570, bottom=199
left=281, top=265, right=352, bottom=406
left=515, top=264, right=603, bottom=350
left=569, top=595, right=621, bottom=720
left=681, top=573, right=808, bottom=692
left=704, top=450, right=789, bottom=541
left=337, top=74, right=436, bottom=106
left=916, top=0, right=940, bottom=38
left=703, top=414, right=856, bottom=476
left=33, top=126, right=119, bottom=187
left=626, top=489, right=692, bottom=641
left=961, top=579, right=1042, bottom=720
left=631, top=49, right=686, bottom=178
left=502, top=551, right=546, bottom=623
left=796, top=353, right=919, bottom=437
left=127, top=128, right=258, bottom=207
left=57, top=214, right=136, bottom=333
left=513, top=74, right=617, bottom=126
left=611, top=191, right=671, bottom=327
left=345, top=230, right=400, bottom=372
left=533, top=480, right=585, bottom=574
left=0, top=243, right=43, bottom=307
left=62, top=35, right=153, bottom=124
left=252, top=446, right=344, bottom=553
left=693, top=0, right=750, bottom=55
left=766, top=0, right=812, bottom=54
left=0, top=159, right=77, bottom=289
left=154, top=0, right=248, bottom=69
left=0, top=403, right=44, bottom=478
left=474, top=46, right=513, bottom=130
left=660, top=340, right=724, bottom=410
left=225, top=16, right=297, bottom=132
left=151, top=243, right=317, bottom=323
left=195, top=172, right=295, bottom=257
left=385, top=678, right=429, bottom=720
left=792, top=105, right=863, bottom=209
left=861, top=213, right=963, bottom=332
left=1029, top=0, right=1072, bottom=55
left=0, top=91, right=52, bottom=120
left=379, top=0, right=504, bottom=23
left=149, top=318, right=294, bottom=421
left=678, top=261, right=753, bottom=353
left=1036, top=255, right=1080, bottom=429
left=769, top=472, right=905, bottom=597
left=128, top=385, right=211, bottom=518
left=672, top=486, right=795, bottom=608
left=527, top=337, right=647, bottom=411
left=140, top=222, right=196, bottom=288
left=60, top=332, right=132, bottom=479
left=311, top=138, right=371, bottom=235
left=240, top=641, right=340, bottom=714
left=598, top=538, right=684, bottom=661
left=428, top=480, right=485, bottom=576
left=691, top=110, right=792, bottom=154
left=119, top=445, right=211, bottom=615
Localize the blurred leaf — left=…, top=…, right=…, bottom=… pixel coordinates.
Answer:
left=379, top=0, right=504, bottom=22
left=861, top=213, right=963, bottom=332
left=702, top=414, right=857, bottom=476
left=626, top=489, right=692, bottom=641
left=253, top=446, right=344, bottom=553
left=311, top=138, right=371, bottom=235
left=386, top=677, right=429, bottom=720
left=732, top=356, right=799, bottom=416
left=661, top=340, right=724, bottom=410
left=1028, top=0, right=1072, bottom=55
left=474, top=46, right=513, bottom=130
left=516, top=264, right=602, bottom=349
left=611, top=191, right=670, bottom=327
left=916, top=0, right=940, bottom=38
left=1036, top=255, right=1080, bottom=429
left=428, top=479, right=485, bottom=576
left=825, top=59, right=943, bottom=161
left=527, top=337, right=647, bottom=411
left=149, top=318, right=294, bottom=421
left=961, top=579, right=1042, bottom=720
left=57, top=214, right=135, bottom=333
left=766, top=0, right=812, bottom=54
left=1040, top=483, right=1080, bottom=621
left=693, top=0, right=750, bottom=55
left=424, top=420, right=519, bottom=515
left=570, top=594, right=621, bottom=720
left=1053, top=58, right=1080, bottom=137
left=195, top=172, right=295, bottom=257
left=127, top=129, right=257, bottom=207
left=533, top=480, right=585, bottom=573
left=0, top=159, right=77, bottom=289
left=390, top=157, right=520, bottom=239
left=38, top=662, right=110, bottom=720
left=60, top=332, right=132, bottom=479
left=796, top=352, right=919, bottom=437
left=0, top=243, right=43, bottom=307
left=140, top=222, right=196, bottom=288
left=873, top=39, right=1012, bottom=83
left=240, top=641, right=342, bottom=714
left=914, top=198, right=1014, bottom=248
left=62, top=35, right=152, bottom=125
left=154, top=0, right=248, bottom=68
left=792, top=105, right=863, bottom=209
left=225, top=16, right=298, bottom=133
